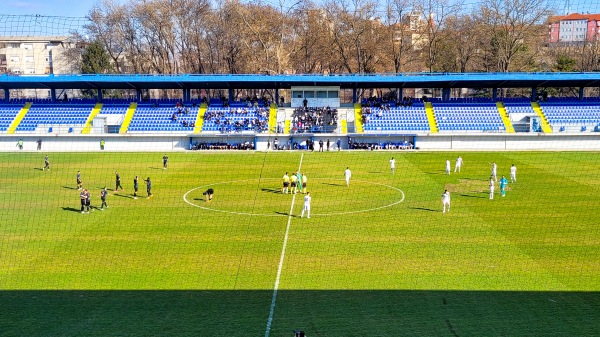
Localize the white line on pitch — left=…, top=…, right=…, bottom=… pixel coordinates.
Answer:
left=265, top=153, right=304, bottom=337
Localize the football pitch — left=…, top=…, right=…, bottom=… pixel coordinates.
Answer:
left=0, top=150, right=599, bottom=336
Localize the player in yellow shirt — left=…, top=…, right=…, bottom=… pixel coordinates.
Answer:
left=282, top=172, right=290, bottom=194
left=290, top=173, right=298, bottom=194
left=301, top=173, right=308, bottom=194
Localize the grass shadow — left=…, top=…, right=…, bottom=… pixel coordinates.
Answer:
left=61, top=207, right=82, bottom=213
left=261, top=188, right=280, bottom=194
left=112, top=194, right=135, bottom=199
left=320, top=182, right=342, bottom=186
left=460, top=194, right=487, bottom=199
left=409, top=207, right=437, bottom=212
left=0, top=290, right=598, bottom=337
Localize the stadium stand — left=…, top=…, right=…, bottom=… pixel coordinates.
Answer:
left=502, top=99, right=535, bottom=132
left=361, top=103, right=430, bottom=132
left=0, top=103, right=25, bottom=132
left=15, top=103, right=93, bottom=133
left=434, top=100, right=506, bottom=132
left=128, top=101, right=198, bottom=132
left=539, top=99, right=600, bottom=132
left=4, top=95, right=600, bottom=135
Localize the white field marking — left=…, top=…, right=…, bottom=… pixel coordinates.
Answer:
left=265, top=153, right=303, bottom=337
left=183, top=178, right=404, bottom=217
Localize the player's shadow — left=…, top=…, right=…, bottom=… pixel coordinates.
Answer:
left=33, top=168, right=43, bottom=171
left=320, top=182, right=342, bottom=186
left=274, top=211, right=291, bottom=216
left=62, top=186, right=78, bottom=190
left=148, top=167, right=163, bottom=170
left=61, top=207, right=82, bottom=213
left=369, top=171, right=382, bottom=174
left=113, top=194, right=135, bottom=199
left=424, top=172, right=445, bottom=175
left=460, top=194, right=486, bottom=199
left=409, top=207, right=437, bottom=212
left=261, top=188, right=280, bottom=194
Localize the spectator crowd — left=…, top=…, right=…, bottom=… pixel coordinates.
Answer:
left=291, top=106, right=338, bottom=133
left=203, top=107, right=269, bottom=133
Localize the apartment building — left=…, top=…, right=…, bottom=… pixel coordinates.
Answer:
left=548, top=13, right=600, bottom=43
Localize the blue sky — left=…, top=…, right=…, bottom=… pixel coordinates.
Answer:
left=4, top=0, right=100, bottom=18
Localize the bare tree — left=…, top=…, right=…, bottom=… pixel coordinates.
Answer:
left=475, top=0, right=551, bottom=72
left=381, top=0, right=421, bottom=73
left=323, top=0, right=384, bottom=73
left=414, top=0, right=464, bottom=73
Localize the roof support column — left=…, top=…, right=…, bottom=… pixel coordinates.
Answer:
left=228, top=89, right=234, bottom=103
left=3, top=89, right=9, bottom=102
left=531, top=87, right=537, bottom=102
left=50, top=89, right=56, bottom=102
left=136, top=89, right=142, bottom=102
left=275, top=89, right=279, bottom=106
left=442, top=88, right=451, bottom=101
left=183, top=88, right=190, bottom=102
left=97, top=89, right=103, bottom=102
left=352, top=88, right=357, bottom=103
left=398, top=88, right=403, bottom=101
left=492, top=88, right=498, bottom=101
left=579, top=87, right=585, bottom=100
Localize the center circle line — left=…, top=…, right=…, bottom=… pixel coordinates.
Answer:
left=183, top=178, right=404, bottom=217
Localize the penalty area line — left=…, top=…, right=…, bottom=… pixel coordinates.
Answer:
left=265, top=153, right=304, bottom=337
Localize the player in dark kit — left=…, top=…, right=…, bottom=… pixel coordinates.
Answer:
left=203, top=188, right=214, bottom=202
left=43, top=155, right=50, bottom=171
left=133, top=175, right=139, bottom=199
left=163, top=154, right=168, bottom=169
left=115, top=171, right=124, bottom=191
left=100, top=187, right=109, bottom=210
left=143, top=177, right=152, bottom=198
left=76, top=171, right=82, bottom=190
left=80, top=189, right=87, bottom=214
left=85, top=189, right=92, bottom=212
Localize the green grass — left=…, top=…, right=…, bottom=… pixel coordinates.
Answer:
left=0, top=151, right=599, bottom=336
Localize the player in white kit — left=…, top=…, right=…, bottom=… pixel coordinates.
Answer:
left=490, top=162, right=497, bottom=182
left=454, top=156, right=463, bottom=173
left=510, top=164, right=517, bottom=183
left=390, top=157, right=396, bottom=174
left=441, top=190, right=451, bottom=213
left=445, top=160, right=451, bottom=175
left=489, top=176, right=495, bottom=199
left=300, top=192, right=311, bottom=218
left=344, top=167, right=352, bottom=187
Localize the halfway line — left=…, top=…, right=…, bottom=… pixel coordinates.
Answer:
left=265, top=153, right=304, bottom=337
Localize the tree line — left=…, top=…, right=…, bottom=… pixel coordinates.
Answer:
left=75, top=0, right=600, bottom=98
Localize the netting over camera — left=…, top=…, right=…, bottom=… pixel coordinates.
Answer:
left=0, top=14, right=88, bottom=37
